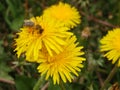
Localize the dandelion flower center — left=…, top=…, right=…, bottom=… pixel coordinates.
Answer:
left=43, top=2, right=81, bottom=28
left=37, top=36, right=86, bottom=84
left=112, top=37, right=120, bottom=51
left=51, top=4, right=74, bottom=20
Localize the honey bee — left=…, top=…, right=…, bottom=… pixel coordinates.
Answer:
left=23, top=20, right=34, bottom=27
left=23, top=20, right=44, bottom=34
left=35, top=24, right=44, bottom=34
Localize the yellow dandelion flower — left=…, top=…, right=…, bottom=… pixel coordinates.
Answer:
left=100, top=28, right=120, bottom=66
left=43, top=2, right=81, bottom=28
left=37, top=35, right=86, bottom=84
left=14, top=16, right=72, bottom=62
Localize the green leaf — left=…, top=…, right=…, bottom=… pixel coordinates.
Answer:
left=6, top=0, right=16, bottom=17
left=0, top=62, right=13, bottom=81
left=0, top=40, right=4, bottom=55
left=15, top=75, right=36, bottom=90
left=0, top=2, right=5, bottom=12
left=10, top=15, right=24, bottom=31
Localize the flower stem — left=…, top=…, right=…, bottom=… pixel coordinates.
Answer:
left=100, top=64, right=118, bottom=90
left=33, top=76, right=45, bottom=90
left=59, top=80, right=66, bottom=90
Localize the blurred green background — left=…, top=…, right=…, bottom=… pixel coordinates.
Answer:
left=0, top=0, right=120, bottom=90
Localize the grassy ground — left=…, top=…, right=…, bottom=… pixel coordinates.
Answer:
left=0, top=0, right=120, bottom=90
